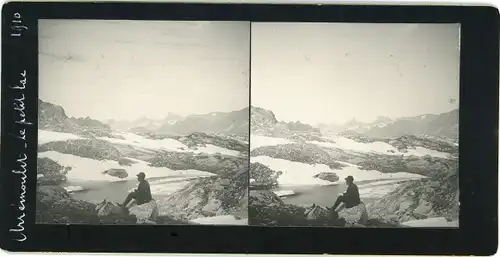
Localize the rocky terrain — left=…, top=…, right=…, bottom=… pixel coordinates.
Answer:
left=37, top=99, right=249, bottom=225
left=367, top=166, right=459, bottom=224
left=251, top=143, right=346, bottom=170
left=157, top=166, right=248, bottom=220
left=249, top=106, right=459, bottom=227
left=39, top=99, right=114, bottom=138
left=36, top=184, right=190, bottom=225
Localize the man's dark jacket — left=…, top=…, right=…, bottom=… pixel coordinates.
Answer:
left=135, top=180, right=153, bottom=205
left=343, top=183, right=361, bottom=208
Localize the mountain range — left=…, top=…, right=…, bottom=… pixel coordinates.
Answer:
left=320, top=109, right=458, bottom=140
left=252, top=106, right=458, bottom=140
left=39, top=99, right=249, bottom=137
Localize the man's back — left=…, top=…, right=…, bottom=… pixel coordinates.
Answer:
left=344, top=183, right=361, bottom=208
left=136, top=180, right=153, bottom=205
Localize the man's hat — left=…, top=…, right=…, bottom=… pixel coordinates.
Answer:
left=345, top=175, right=354, bottom=182
left=137, top=172, right=146, bottom=178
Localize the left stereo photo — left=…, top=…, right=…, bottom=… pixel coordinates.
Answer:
left=36, top=19, right=251, bottom=225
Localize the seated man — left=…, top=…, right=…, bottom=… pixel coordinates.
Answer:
left=330, top=175, right=361, bottom=211
left=121, top=172, right=153, bottom=208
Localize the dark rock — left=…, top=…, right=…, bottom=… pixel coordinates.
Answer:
left=148, top=151, right=247, bottom=177
left=39, top=139, right=123, bottom=161
left=249, top=162, right=281, bottom=189
left=313, top=172, right=339, bottom=182
left=37, top=157, right=71, bottom=185
left=366, top=167, right=459, bottom=224
left=156, top=165, right=248, bottom=221
left=249, top=191, right=345, bottom=227
left=251, top=143, right=345, bottom=170
left=175, top=132, right=248, bottom=153
left=103, top=168, right=128, bottom=179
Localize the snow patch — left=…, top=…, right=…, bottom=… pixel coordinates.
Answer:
left=273, top=190, right=295, bottom=197
left=401, top=217, right=458, bottom=227
left=190, top=215, right=248, bottom=225
left=308, top=136, right=450, bottom=158
left=38, top=151, right=216, bottom=183
left=250, top=135, right=294, bottom=150
left=251, top=156, right=425, bottom=187
left=64, top=185, right=85, bottom=193
left=97, top=133, right=240, bottom=156
left=38, top=130, right=83, bottom=144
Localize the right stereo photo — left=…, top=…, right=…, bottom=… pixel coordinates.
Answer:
left=249, top=22, right=460, bottom=228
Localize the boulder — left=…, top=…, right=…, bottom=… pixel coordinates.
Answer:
left=201, top=198, right=223, bottom=217
left=37, top=185, right=71, bottom=207
left=103, top=168, right=128, bottom=179
left=313, top=172, right=339, bottom=182
left=304, top=204, right=332, bottom=220
left=129, top=200, right=159, bottom=224
left=96, top=199, right=123, bottom=217
left=250, top=143, right=346, bottom=170
left=337, top=202, right=369, bottom=227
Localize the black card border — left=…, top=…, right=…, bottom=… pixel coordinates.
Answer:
left=1, top=2, right=498, bottom=255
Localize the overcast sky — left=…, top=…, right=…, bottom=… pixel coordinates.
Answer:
left=251, top=23, right=460, bottom=125
left=39, top=20, right=250, bottom=121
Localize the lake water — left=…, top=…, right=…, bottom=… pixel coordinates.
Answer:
left=279, top=184, right=345, bottom=207
left=279, top=181, right=385, bottom=207
left=63, top=176, right=186, bottom=204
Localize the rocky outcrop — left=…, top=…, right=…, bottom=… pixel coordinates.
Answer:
left=148, top=151, right=247, bottom=177
left=251, top=106, right=279, bottom=135
left=96, top=199, right=159, bottom=224
left=313, top=172, right=339, bottom=182
left=249, top=190, right=402, bottom=227
left=39, top=99, right=113, bottom=137
left=174, top=132, right=248, bottom=153
left=251, top=106, right=325, bottom=140
left=103, top=168, right=128, bottom=179
left=358, top=154, right=457, bottom=177
left=37, top=157, right=71, bottom=185
left=156, top=166, right=248, bottom=221
left=36, top=185, right=184, bottom=225
left=251, top=143, right=346, bottom=170
left=38, top=99, right=70, bottom=131
left=129, top=201, right=159, bottom=224
left=384, top=135, right=458, bottom=155
left=36, top=185, right=102, bottom=224
left=337, top=203, right=369, bottom=227
left=38, top=139, right=123, bottom=161
left=366, top=167, right=459, bottom=224
left=249, top=162, right=281, bottom=189
left=249, top=191, right=345, bottom=227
